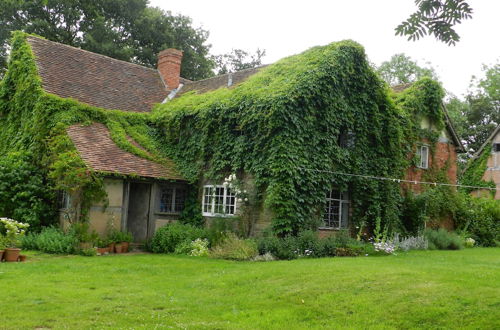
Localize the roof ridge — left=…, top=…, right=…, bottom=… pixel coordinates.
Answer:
left=184, top=64, right=268, bottom=85
left=27, top=35, right=160, bottom=74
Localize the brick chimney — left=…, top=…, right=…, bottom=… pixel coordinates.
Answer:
left=157, top=48, right=183, bottom=90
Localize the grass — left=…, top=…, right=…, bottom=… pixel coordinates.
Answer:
left=0, top=249, right=499, bottom=329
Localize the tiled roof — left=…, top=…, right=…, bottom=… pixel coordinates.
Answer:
left=27, top=36, right=168, bottom=112
left=67, top=123, right=184, bottom=180
left=177, top=66, right=265, bottom=96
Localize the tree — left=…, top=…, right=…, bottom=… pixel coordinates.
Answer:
left=213, top=48, right=266, bottom=75
left=0, top=0, right=214, bottom=80
left=396, top=0, right=473, bottom=45
left=377, top=53, right=438, bottom=85
left=446, top=62, right=500, bottom=155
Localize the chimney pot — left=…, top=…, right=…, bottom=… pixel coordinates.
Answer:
left=157, top=48, right=183, bottom=90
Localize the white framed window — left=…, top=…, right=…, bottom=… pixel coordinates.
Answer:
left=202, top=185, right=237, bottom=216
left=322, top=189, right=349, bottom=229
left=416, top=145, right=429, bottom=169
left=158, top=186, right=186, bottom=213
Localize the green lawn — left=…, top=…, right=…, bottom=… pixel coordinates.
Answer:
left=1, top=249, right=499, bottom=329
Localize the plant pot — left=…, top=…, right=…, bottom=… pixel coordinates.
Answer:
left=4, top=248, right=21, bottom=262
left=121, top=242, right=129, bottom=253
left=18, top=255, right=27, bottom=262
left=97, top=247, right=110, bottom=255
left=108, top=243, right=115, bottom=254
left=114, top=243, right=123, bottom=254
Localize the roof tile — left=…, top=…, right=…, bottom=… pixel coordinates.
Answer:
left=67, top=123, right=184, bottom=180
left=28, top=36, right=168, bottom=112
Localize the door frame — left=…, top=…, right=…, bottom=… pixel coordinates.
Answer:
left=122, top=180, right=156, bottom=241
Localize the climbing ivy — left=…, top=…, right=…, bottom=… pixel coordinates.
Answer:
left=461, top=145, right=496, bottom=193
left=152, top=41, right=412, bottom=235
left=0, top=32, right=175, bottom=224
left=0, top=32, right=457, bottom=236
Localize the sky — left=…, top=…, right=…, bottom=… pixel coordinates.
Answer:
left=150, top=0, right=499, bottom=98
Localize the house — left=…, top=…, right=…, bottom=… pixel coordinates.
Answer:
left=464, top=125, right=500, bottom=200
left=0, top=32, right=464, bottom=241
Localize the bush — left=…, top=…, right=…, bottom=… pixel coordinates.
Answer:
left=455, top=196, right=500, bottom=247
left=0, top=152, right=57, bottom=231
left=150, top=222, right=208, bottom=253
left=21, top=227, right=78, bottom=254
left=209, top=234, right=258, bottom=261
left=206, top=217, right=237, bottom=247
left=424, top=228, right=463, bottom=250
left=257, top=230, right=370, bottom=260
left=257, top=235, right=299, bottom=260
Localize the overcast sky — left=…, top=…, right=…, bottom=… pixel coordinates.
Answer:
left=150, top=0, right=499, bottom=98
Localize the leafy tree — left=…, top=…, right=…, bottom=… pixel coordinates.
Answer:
left=446, top=62, right=500, bottom=155
left=396, top=0, right=473, bottom=45
left=377, top=53, right=438, bottom=85
left=213, top=48, right=266, bottom=75
left=0, top=0, right=214, bottom=80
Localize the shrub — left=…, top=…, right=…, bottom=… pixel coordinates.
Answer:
left=150, top=222, right=208, bottom=253
left=0, top=152, right=57, bottom=231
left=79, top=247, right=97, bottom=256
left=206, top=217, right=237, bottom=247
left=174, top=238, right=210, bottom=256
left=21, top=227, right=78, bottom=254
left=209, top=234, right=258, bottom=260
left=257, top=230, right=372, bottom=260
left=424, top=228, right=463, bottom=250
left=464, top=237, right=475, bottom=248
left=455, top=196, right=500, bottom=247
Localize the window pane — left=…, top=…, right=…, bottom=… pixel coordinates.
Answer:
left=174, top=188, right=186, bottom=213
left=214, top=186, right=225, bottom=214
left=421, top=146, right=428, bottom=168
left=225, top=188, right=236, bottom=215
left=203, top=186, right=213, bottom=213
left=323, top=189, right=349, bottom=229
left=159, top=187, right=174, bottom=212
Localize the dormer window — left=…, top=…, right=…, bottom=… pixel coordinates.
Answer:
left=493, top=143, right=500, bottom=153
left=416, top=145, right=429, bottom=169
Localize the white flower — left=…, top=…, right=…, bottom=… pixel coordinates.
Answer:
left=237, top=198, right=243, bottom=203
left=244, top=198, right=248, bottom=202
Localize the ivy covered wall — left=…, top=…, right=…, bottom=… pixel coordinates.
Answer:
left=0, top=32, right=458, bottom=236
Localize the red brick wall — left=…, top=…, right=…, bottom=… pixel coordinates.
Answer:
left=404, top=141, right=458, bottom=193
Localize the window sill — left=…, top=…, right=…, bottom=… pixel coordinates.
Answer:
left=155, top=211, right=181, bottom=216
left=202, top=213, right=236, bottom=218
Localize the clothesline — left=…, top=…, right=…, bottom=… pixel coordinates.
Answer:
left=297, top=167, right=499, bottom=191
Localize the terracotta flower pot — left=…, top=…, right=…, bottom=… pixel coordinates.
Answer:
left=108, top=243, right=115, bottom=254
left=18, top=255, right=27, bottom=262
left=4, top=248, right=21, bottom=262
left=0, top=250, right=4, bottom=262
left=121, top=242, right=129, bottom=253
left=97, top=247, right=110, bottom=255
left=114, top=243, right=123, bottom=254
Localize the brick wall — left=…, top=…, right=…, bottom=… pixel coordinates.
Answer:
left=404, top=141, right=458, bottom=193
